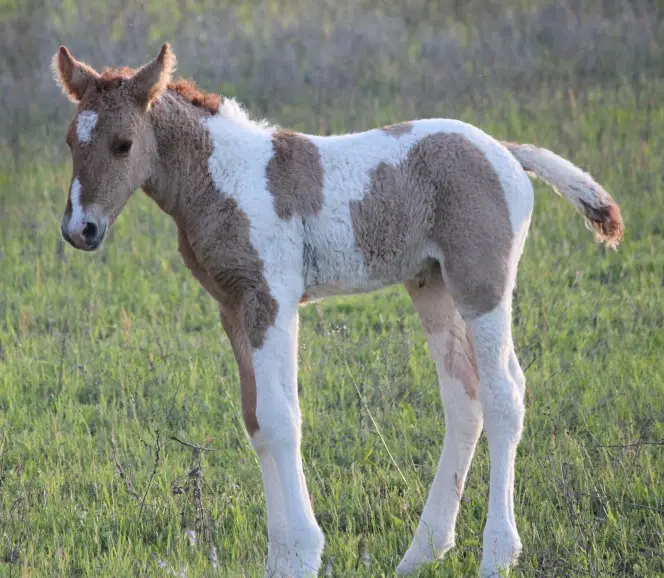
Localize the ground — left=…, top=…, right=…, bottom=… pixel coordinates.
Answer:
left=1, top=86, right=663, bottom=576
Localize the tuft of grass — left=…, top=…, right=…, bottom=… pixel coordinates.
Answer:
left=1, top=87, right=663, bottom=577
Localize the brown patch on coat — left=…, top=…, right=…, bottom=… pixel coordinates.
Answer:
left=177, top=226, right=226, bottom=302
left=54, top=46, right=273, bottom=433
left=405, top=263, right=479, bottom=399
left=351, top=132, right=513, bottom=316
left=148, top=95, right=277, bottom=436
left=266, top=131, right=324, bottom=219
left=146, top=92, right=278, bottom=350
left=381, top=122, right=413, bottom=137
left=444, top=324, right=479, bottom=399
left=219, top=305, right=260, bottom=436
left=177, top=227, right=260, bottom=435
left=177, top=181, right=278, bottom=350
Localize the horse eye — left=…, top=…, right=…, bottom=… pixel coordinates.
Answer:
left=113, top=139, right=133, bottom=155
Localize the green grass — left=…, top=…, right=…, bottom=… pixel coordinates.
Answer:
left=1, top=85, right=663, bottom=577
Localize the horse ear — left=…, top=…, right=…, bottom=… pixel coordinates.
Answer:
left=127, top=44, right=176, bottom=109
left=52, top=46, right=100, bottom=103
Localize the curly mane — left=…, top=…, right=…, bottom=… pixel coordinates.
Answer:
left=97, top=68, right=222, bottom=114
left=167, top=78, right=222, bottom=114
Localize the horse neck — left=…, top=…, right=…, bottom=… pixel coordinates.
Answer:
left=142, top=94, right=218, bottom=220
left=143, top=94, right=273, bottom=232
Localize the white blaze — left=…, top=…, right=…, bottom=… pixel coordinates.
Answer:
left=76, top=110, right=98, bottom=143
left=69, top=176, right=84, bottom=226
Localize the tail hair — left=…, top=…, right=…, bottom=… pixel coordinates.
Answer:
left=503, top=142, right=624, bottom=248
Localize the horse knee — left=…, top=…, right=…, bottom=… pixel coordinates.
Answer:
left=479, top=377, right=524, bottom=442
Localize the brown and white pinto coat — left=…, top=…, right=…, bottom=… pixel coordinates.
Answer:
left=52, top=44, right=623, bottom=577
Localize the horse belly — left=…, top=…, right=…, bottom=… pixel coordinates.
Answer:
left=302, top=215, right=432, bottom=301
left=302, top=221, right=384, bottom=299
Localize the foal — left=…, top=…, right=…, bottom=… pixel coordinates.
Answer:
left=53, top=44, right=623, bottom=577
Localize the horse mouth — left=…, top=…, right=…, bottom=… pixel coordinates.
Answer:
left=85, top=235, right=105, bottom=251
left=60, top=225, right=106, bottom=252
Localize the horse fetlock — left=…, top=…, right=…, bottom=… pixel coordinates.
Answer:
left=289, top=525, right=324, bottom=577
left=480, top=521, right=522, bottom=577
left=396, top=524, right=455, bottom=575
left=265, top=542, right=293, bottom=578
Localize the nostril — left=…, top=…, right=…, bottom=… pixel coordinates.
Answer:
left=82, top=221, right=98, bottom=241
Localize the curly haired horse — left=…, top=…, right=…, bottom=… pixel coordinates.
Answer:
left=52, top=44, right=623, bottom=577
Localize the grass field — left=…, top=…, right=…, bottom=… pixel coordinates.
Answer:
left=1, top=82, right=663, bottom=577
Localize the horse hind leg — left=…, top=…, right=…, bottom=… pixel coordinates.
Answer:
left=444, top=236, right=527, bottom=576
left=397, top=264, right=484, bottom=575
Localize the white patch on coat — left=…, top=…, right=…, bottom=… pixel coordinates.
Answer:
left=217, top=98, right=275, bottom=133
left=76, top=110, right=98, bottom=143
left=202, top=114, right=301, bottom=296
left=203, top=113, right=534, bottom=305
left=302, top=129, right=417, bottom=298
left=397, top=328, right=483, bottom=574
left=466, top=306, right=524, bottom=575
left=204, top=114, right=323, bottom=573
left=200, top=110, right=540, bottom=577
left=202, top=110, right=305, bottom=423
left=301, top=119, right=534, bottom=301
left=202, top=111, right=305, bottom=434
